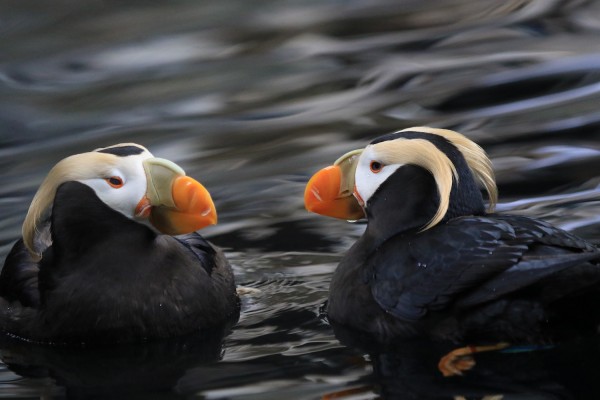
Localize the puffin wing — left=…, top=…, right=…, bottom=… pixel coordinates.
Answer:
left=173, top=232, right=217, bottom=275
left=0, top=239, right=40, bottom=308
left=369, top=216, right=525, bottom=321
left=370, top=215, right=600, bottom=321
left=456, top=215, right=600, bottom=307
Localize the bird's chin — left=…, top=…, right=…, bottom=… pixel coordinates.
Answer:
left=353, top=191, right=365, bottom=209
left=134, top=197, right=152, bottom=219
left=135, top=217, right=161, bottom=233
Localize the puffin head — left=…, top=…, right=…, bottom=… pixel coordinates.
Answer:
left=305, top=127, right=497, bottom=233
left=23, top=143, right=217, bottom=259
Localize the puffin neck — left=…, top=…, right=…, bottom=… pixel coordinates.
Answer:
left=363, top=158, right=486, bottom=245
left=364, top=165, right=439, bottom=244
left=49, top=181, right=155, bottom=258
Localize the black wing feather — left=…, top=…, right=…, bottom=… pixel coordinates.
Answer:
left=0, top=239, right=40, bottom=307
left=174, top=232, right=217, bottom=275
left=369, top=215, right=600, bottom=321
left=457, top=215, right=600, bottom=307
left=495, top=214, right=597, bottom=251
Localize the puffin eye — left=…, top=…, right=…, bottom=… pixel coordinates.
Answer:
left=105, top=176, right=124, bottom=188
left=370, top=161, right=383, bottom=173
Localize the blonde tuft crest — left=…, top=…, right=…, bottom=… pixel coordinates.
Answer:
left=371, top=138, right=458, bottom=231
left=400, top=127, right=497, bottom=212
left=22, top=152, right=119, bottom=259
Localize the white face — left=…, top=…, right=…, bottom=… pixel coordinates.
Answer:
left=79, top=150, right=153, bottom=219
left=354, top=145, right=402, bottom=207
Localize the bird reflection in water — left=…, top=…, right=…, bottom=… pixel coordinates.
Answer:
left=0, top=324, right=236, bottom=399
left=327, top=320, right=600, bottom=400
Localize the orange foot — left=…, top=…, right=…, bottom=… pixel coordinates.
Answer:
left=438, top=342, right=510, bottom=377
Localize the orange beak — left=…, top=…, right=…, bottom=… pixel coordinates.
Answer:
left=149, top=176, right=217, bottom=235
left=141, top=158, right=217, bottom=235
left=304, top=149, right=365, bottom=220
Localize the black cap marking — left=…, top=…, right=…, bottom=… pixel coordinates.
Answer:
left=97, top=145, right=145, bottom=157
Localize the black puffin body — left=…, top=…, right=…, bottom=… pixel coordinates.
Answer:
left=305, top=127, right=600, bottom=344
left=0, top=144, right=239, bottom=343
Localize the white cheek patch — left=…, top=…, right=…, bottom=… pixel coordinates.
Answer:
left=355, top=161, right=401, bottom=206
left=78, top=157, right=149, bottom=219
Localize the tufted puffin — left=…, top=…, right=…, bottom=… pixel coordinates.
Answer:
left=305, top=127, right=600, bottom=375
left=0, top=143, right=239, bottom=344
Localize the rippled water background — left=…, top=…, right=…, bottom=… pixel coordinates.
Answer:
left=2, top=0, right=600, bottom=398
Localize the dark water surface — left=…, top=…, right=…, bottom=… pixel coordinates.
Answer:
left=2, top=0, right=600, bottom=398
